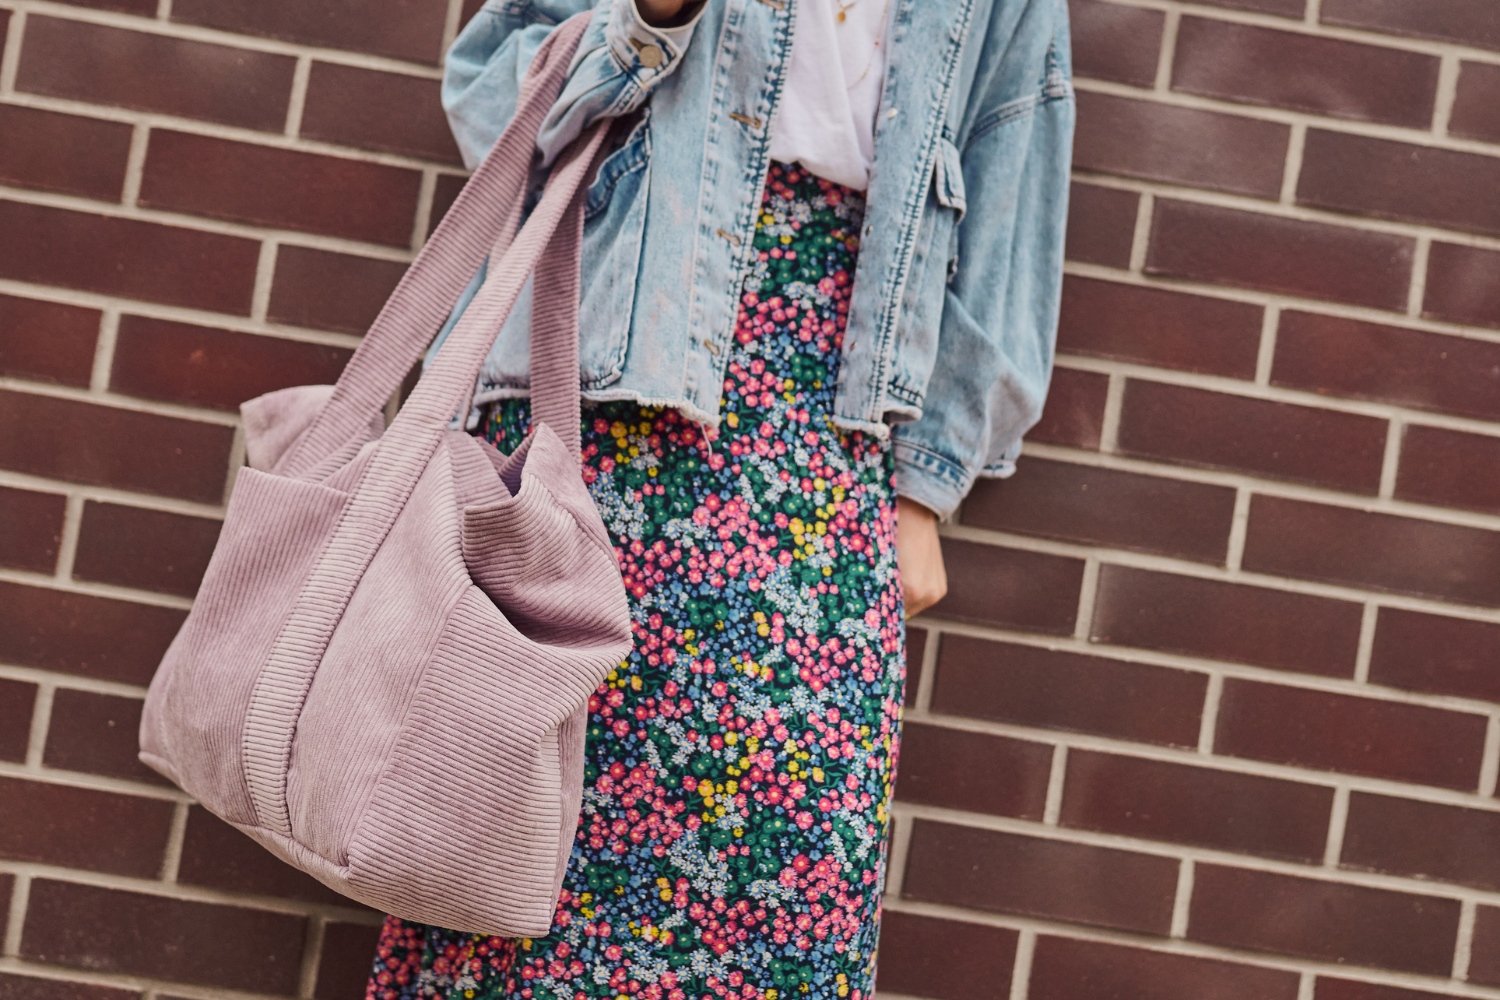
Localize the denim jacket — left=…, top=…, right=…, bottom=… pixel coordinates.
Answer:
left=428, top=0, right=1075, bottom=521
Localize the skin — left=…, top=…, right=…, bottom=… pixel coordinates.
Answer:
left=638, top=0, right=951, bottom=620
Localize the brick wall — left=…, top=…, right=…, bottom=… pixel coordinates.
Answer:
left=1, top=0, right=1498, bottom=997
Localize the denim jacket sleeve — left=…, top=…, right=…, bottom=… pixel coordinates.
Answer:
left=890, top=2, right=1076, bottom=523
left=443, top=0, right=709, bottom=171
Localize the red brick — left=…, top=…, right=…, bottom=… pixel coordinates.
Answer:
left=933, top=633, right=1207, bottom=747
left=44, top=688, right=170, bottom=786
left=1064, top=182, right=1137, bottom=268
left=0, top=678, right=37, bottom=762
left=1451, top=61, right=1500, bottom=145
left=0, top=775, right=173, bottom=876
left=1061, top=749, right=1332, bottom=861
left=1195, top=0, right=1305, bottom=15
left=317, top=920, right=384, bottom=1000
left=1316, top=979, right=1451, bottom=1000
left=1472, top=907, right=1500, bottom=986
left=1395, top=424, right=1500, bottom=515
left=1059, top=276, right=1263, bottom=378
left=1146, top=199, right=1415, bottom=311
left=427, top=171, right=469, bottom=238
left=302, top=62, right=460, bottom=162
left=47, top=0, right=153, bottom=13
left=0, top=485, right=65, bottom=573
left=74, top=501, right=221, bottom=598
left=21, top=878, right=307, bottom=992
left=0, top=973, right=137, bottom=1000
left=904, top=819, right=1179, bottom=934
left=933, top=538, right=1083, bottom=634
left=1273, top=309, right=1500, bottom=420
left=1343, top=792, right=1500, bottom=891
left=0, top=581, right=185, bottom=685
left=1070, top=0, right=1163, bottom=87
left=0, top=104, right=131, bottom=200
left=140, top=131, right=422, bottom=247
left=904, top=625, right=926, bottom=708
left=1118, top=380, right=1387, bottom=493
left=1030, top=366, right=1108, bottom=450
left=1243, top=494, right=1500, bottom=607
left=1091, top=565, right=1362, bottom=677
left=178, top=806, right=359, bottom=906
left=875, top=911, right=1018, bottom=1000
left=1075, top=91, right=1287, bottom=198
left=1299, top=130, right=1500, bottom=238
left=1369, top=606, right=1500, bottom=703
left=1189, top=864, right=1459, bottom=974
left=268, top=245, right=407, bottom=335
left=17, top=16, right=295, bottom=131
left=963, top=456, right=1236, bottom=563
left=1322, top=0, right=1500, bottom=52
left=0, top=293, right=99, bottom=386
left=0, top=390, right=232, bottom=502
left=896, top=721, right=1052, bottom=819
left=1423, top=241, right=1500, bottom=331
left=112, top=315, right=351, bottom=411
left=1030, top=935, right=1301, bottom=1000
left=171, top=0, right=447, bottom=63
left=1215, top=677, right=1487, bottom=789
left=0, top=200, right=259, bottom=313
left=1173, top=17, right=1438, bottom=128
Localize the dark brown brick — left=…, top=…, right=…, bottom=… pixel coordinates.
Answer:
left=0, top=390, right=232, bottom=502
left=112, top=315, right=351, bottom=411
left=48, top=0, right=153, bottom=13
left=1315, top=979, right=1451, bottom=1000
left=1370, top=607, right=1500, bottom=703
left=1273, top=309, right=1500, bottom=420
left=1091, top=565, right=1362, bottom=677
left=0, top=485, right=65, bottom=573
left=1173, top=17, right=1439, bottom=128
left=302, top=62, right=460, bottom=162
left=21, top=878, right=307, bottom=992
left=1243, top=494, right=1500, bottom=607
left=0, top=873, right=8, bottom=940
left=426, top=171, right=469, bottom=238
left=904, top=819, right=1179, bottom=934
left=268, top=245, right=407, bottom=335
left=932, top=538, right=1084, bottom=634
left=1189, top=863, right=1459, bottom=974
left=0, top=678, right=37, bottom=762
left=1423, top=241, right=1500, bottom=331
left=0, top=973, right=137, bottom=1000
left=44, top=689, right=169, bottom=786
left=17, top=16, right=295, bottom=131
left=904, top=625, right=926, bottom=708
left=1395, top=424, right=1500, bottom=515
left=0, top=581, right=185, bottom=685
left=1146, top=199, right=1415, bottom=311
left=0, top=293, right=99, bottom=386
left=1069, top=0, right=1163, bottom=87
left=933, top=633, right=1207, bottom=747
left=74, top=501, right=220, bottom=598
left=1064, top=182, right=1137, bottom=268
left=1322, top=0, right=1500, bottom=52
left=0, top=104, right=131, bottom=200
left=1472, top=907, right=1500, bottom=986
left=896, top=722, right=1051, bottom=819
left=172, top=0, right=449, bottom=64
left=1343, top=792, right=1500, bottom=891
left=875, top=911, right=1018, bottom=1000
left=0, top=775, right=173, bottom=876
left=1075, top=91, right=1288, bottom=198
left=1215, top=677, right=1487, bottom=789
left=963, top=456, right=1236, bottom=562
left=1061, top=749, right=1332, bottom=861
left=178, top=806, right=355, bottom=906
left=1059, top=276, right=1263, bottom=378
left=0, top=200, right=258, bottom=314
left=1195, top=0, right=1304, bottom=15
left=1299, top=130, right=1500, bottom=238
left=140, top=131, right=422, bottom=247
left=1030, top=934, right=1301, bottom=1000
left=1118, top=380, right=1387, bottom=493
left=1029, top=367, right=1107, bottom=450
left=1451, top=61, right=1500, bottom=144
left=317, top=920, right=384, bottom=1000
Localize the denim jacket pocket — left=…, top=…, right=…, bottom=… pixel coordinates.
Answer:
left=932, top=133, right=967, bottom=282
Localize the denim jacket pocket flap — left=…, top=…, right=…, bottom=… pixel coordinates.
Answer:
left=932, top=134, right=967, bottom=222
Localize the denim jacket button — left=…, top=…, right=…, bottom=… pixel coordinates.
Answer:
left=637, top=42, right=665, bottom=68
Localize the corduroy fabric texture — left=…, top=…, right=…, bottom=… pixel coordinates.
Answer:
left=136, top=10, right=634, bottom=938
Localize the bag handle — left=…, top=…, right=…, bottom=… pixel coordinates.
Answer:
left=273, top=10, right=592, bottom=481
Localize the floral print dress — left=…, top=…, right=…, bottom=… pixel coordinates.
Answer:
left=367, top=159, right=907, bottom=1000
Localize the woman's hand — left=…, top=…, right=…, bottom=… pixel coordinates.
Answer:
left=636, top=0, right=695, bottom=27
left=895, top=496, right=948, bottom=619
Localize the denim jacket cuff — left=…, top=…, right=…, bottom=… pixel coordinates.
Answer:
left=892, top=438, right=973, bottom=525
left=606, top=0, right=708, bottom=82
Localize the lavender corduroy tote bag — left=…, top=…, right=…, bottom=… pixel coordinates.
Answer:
left=136, top=11, right=633, bottom=938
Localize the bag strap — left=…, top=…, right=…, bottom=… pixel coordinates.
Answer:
left=274, top=10, right=592, bottom=481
